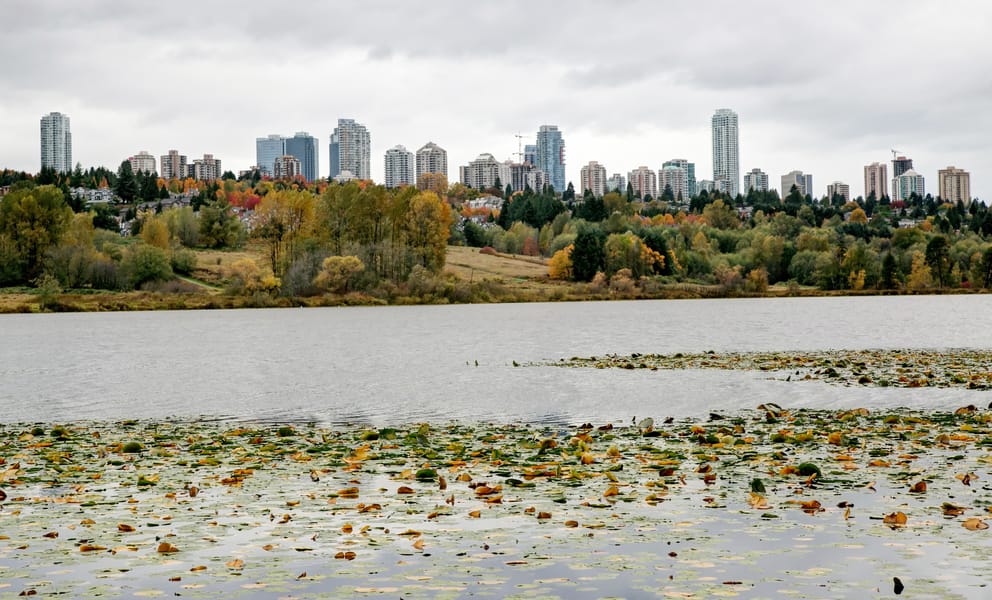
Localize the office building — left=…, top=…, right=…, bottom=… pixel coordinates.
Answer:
left=892, top=169, right=925, bottom=201
left=535, top=125, right=566, bottom=193
left=329, top=119, right=371, bottom=180
left=40, top=112, right=72, bottom=173
left=628, top=166, right=658, bottom=199
left=827, top=181, right=851, bottom=204
left=128, top=151, right=156, bottom=175
left=160, top=150, right=188, bottom=180
left=384, top=145, right=415, bottom=188
left=781, top=170, right=812, bottom=197
left=284, top=132, right=319, bottom=182
left=523, top=144, right=537, bottom=167
left=864, top=162, right=889, bottom=200
left=711, top=109, right=739, bottom=197
left=580, top=161, right=607, bottom=197
left=938, top=166, right=971, bottom=205
left=743, top=168, right=769, bottom=193
left=273, top=155, right=301, bottom=180
left=255, top=134, right=285, bottom=178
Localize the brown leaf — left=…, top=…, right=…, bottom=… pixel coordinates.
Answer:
left=168, top=577, right=181, bottom=582
left=398, top=529, right=422, bottom=537
left=188, top=486, right=199, bottom=498
left=883, top=511, right=908, bottom=527
left=117, top=523, right=135, bottom=533
left=190, top=566, right=207, bottom=572
left=468, top=510, right=481, bottom=518
left=42, top=531, right=58, bottom=539
left=908, top=481, right=927, bottom=493
left=397, top=486, right=415, bottom=495
left=438, top=475, right=447, bottom=490
left=226, top=559, right=245, bottom=569
left=412, top=538, right=425, bottom=550
left=79, top=544, right=106, bottom=552
left=537, top=512, right=552, bottom=520
left=297, top=571, right=307, bottom=579
left=157, top=542, right=179, bottom=553
left=603, top=485, right=620, bottom=498
left=942, top=503, right=966, bottom=517
left=564, top=520, right=579, bottom=528
left=963, top=518, right=989, bottom=531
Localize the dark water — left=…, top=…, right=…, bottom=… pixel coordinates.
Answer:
left=2, top=295, right=991, bottom=424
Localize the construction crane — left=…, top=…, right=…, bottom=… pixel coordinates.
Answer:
left=514, top=133, right=525, bottom=163
left=891, top=149, right=901, bottom=159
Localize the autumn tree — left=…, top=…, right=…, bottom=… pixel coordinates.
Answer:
left=0, top=185, right=74, bottom=282
left=253, top=189, right=316, bottom=275
left=313, top=255, right=365, bottom=293
left=907, top=251, right=933, bottom=290
left=405, top=191, right=452, bottom=272
left=548, top=244, right=573, bottom=280
left=924, top=235, right=951, bottom=287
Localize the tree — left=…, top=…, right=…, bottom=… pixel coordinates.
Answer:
left=0, top=185, right=74, bottom=282
left=880, top=252, right=898, bottom=289
left=115, top=161, right=139, bottom=203
left=925, top=235, right=951, bottom=287
left=405, top=191, right=453, bottom=272
left=702, top=199, right=739, bottom=229
left=313, top=255, right=365, bottom=293
left=548, top=244, right=573, bottom=280
left=141, top=214, right=171, bottom=249
left=981, top=246, right=992, bottom=289
left=121, top=243, right=173, bottom=289
left=571, top=226, right=605, bottom=282
left=198, top=201, right=244, bottom=249
left=907, top=251, right=933, bottom=290
left=563, top=182, right=575, bottom=202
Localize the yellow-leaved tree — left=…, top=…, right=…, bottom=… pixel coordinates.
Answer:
left=548, top=244, right=573, bottom=280
left=907, top=251, right=932, bottom=290
left=313, top=256, right=365, bottom=294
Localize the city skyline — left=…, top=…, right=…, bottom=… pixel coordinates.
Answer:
left=2, top=2, right=991, bottom=199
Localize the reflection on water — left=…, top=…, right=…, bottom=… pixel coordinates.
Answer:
left=1, top=295, right=991, bottom=424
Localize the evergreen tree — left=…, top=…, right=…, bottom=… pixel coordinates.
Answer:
left=115, top=161, right=139, bottom=203
left=571, top=226, right=605, bottom=282
left=881, top=252, right=898, bottom=289
left=563, top=182, right=575, bottom=202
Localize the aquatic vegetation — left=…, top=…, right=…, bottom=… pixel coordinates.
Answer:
left=1, top=406, right=991, bottom=597
left=547, top=348, right=992, bottom=390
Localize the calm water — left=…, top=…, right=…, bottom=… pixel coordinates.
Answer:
left=2, top=295, right=991, bottom=424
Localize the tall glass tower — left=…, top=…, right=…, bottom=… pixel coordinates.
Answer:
left=329, top=119, right=370, bottom=180
left=40, top=112, right=72, bottom=173
left=711, top=109, right=739, bottom=197
left=285, top=132, right=319, bottom=182
left=535, top=125, right=566, bottom=193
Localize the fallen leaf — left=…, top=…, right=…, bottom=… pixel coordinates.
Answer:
left=963, top=518, right=989, bottom=531
left=157, top=542, right=179, bottom=553
left=908, top=481, right=927, bottom=493
left=883, top=512, right=908, bottom=527
left=226, top=559, right=244, bottom=569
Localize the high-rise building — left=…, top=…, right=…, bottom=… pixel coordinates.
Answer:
left=329, top=119, right=370, bottom=180
left=892, top=169, right=925, bottom=201
left=273, top=155, right=301, bottom=180
left=864, top=162, right=889, bottom=200
left=40, top=112, right=72, bottom=173
left=827, top=181, right=851, bottom=204
left=415, top=142, right=448, bottom=189
left=535, top=125, right=566, bottom=193
left=128, top=151, right=156, bottom=175
left=711, top=109, right=739, bottom=197
left=628, top=166, right=658, bottom=199
left=743, top=168, right=769, bottom=193
left=384, top=145, right=415, bottom=188
left=160, top=150, right=187, bottom=180
left=255, top=134, right=285, bottom=178
left=781, top=170, right=812, bottom=197
left=938, top=166, right=971, bottom=205
left=459, top=153, right=509, bottom=190
left=285, top=132, right=319, bottom=182
left=892, top=155, right=913, bottom=178
left=523, top=145, right=537, bottom=167
left=192, top=154, right=222, bottom=181
left=580, top=161, right=607, bottom=197
left=606, top=173, right=626, bottom=193
left=658, top=160, right=695, bottom=201
left=503, top=161, right=545, bottom=193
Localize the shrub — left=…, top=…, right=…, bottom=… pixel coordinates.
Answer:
left=170, top=248, right=197, bottom=275
left=121, top=243, right=173, bottom=289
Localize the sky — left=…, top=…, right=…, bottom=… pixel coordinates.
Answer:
left=3, top=0, right=992, bottom=200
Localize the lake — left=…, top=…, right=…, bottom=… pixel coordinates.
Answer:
left=1, top=295, right=990, bottom=424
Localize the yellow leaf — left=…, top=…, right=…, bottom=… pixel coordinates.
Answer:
left=157, top=542, right=179, bottom=553
left=963, top=518, right=989, bottom=531
left=226, top=559, right=245, bottom=569
left=468, top=510, right=481, bottom=518
left=883, top=512, right=907, bottom=527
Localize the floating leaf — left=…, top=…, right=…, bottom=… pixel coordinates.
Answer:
left=962, top=518, right=989, bottom=531
left=117, top=523, right=135, bottom=532
left=226, top=559, right=244, bottom=569
left=156, top=542, right=179, bottom=553
left=883, top=512, right=908, bottom=527
left=908, top=481, right=927, bottom=493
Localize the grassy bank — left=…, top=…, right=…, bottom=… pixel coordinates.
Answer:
left=0, top=245, right=983, bottom=314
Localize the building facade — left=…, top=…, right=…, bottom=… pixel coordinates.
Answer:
left=938, top=166, right=971, bottom=205
left=40, top=112, right=72, bottom=173
left=892, top=169, right=925, bottom=201
left=711, top=109, right=739, bottom=197
left=273, top=155, right=301, bottom=180
left=329, top=118, right=370, bottom=180
left=415, top=142, right=448, bottom=185
left=827, top=181, right=851, bottom=204
left=160, top=150, right=188, bottom=180
left=460, top=153, right=508, bottom=190
left=523, top=144, right=537, bottom=167
left=662, top=159, right=696, bottom=197
left=892, top=156, right=913, bottom=178
left=535, top=125, right=566, bottom=193
left=192, top=154, right=222, bottom=181
left=284, top=132, right=319, bottom=182
left=255, top=134, right=285, bottom=178
left=781, top=170, right=812, bottom=197
left=864, top=162, right=889, bottom=200
left=383, top=145, right=415, bottom=188
left=743, top=168, right=769, bottom=193
left=580, top=161, right=607, bottom=197
left=628, top=166, right=658, bottom=199
left=606, top=173, right=626, bottom=193
left=128, top=151, right=156, bottom=175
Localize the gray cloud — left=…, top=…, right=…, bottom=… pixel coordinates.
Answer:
left=2, top=0, right=991, bottom=198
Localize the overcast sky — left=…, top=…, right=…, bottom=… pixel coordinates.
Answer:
left=3, top=0, right=991, bottom=199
